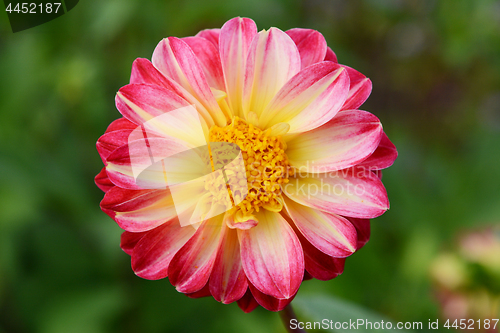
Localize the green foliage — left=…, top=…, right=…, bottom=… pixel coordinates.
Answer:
left=1, top=0, right=500, bottom=332
left=294, top=295, right=408, bottom=332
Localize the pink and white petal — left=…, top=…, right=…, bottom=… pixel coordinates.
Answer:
left=225, top=212, right=258, bottom=230
left=286, top=110, right=383, bottom=172
left=196, top=29, right=220, bottom=49
left=152, top=37, right=226, bottom=126
left=182, top=37, right=225, bottom=91
left=100, top=187, right=177, bottom=232
left=120, top=231, right=148, bottom=255
left=286, top=28, right=327, bottom=69
left=259, top=62, right=349, bottom=134
left=104, top=157, right=151, bottom=190
left=243, top=28, right=301, bottom=118
left=130, top=59, right=219, bottom=127
left=324, top=47, right=338, bottom=63
left=248, top=283, right=296, bottom=312
left=238, top=210, right=304, bottom=299
left=357, top=132, right=398, bottom=170
left=237, top=289, right=260, bottom=313
left=130, top=58, right=177, bottom=89
left=287, top=217, right=346, bottom=280
left=95, top=167, right=114, bottom=193
left=168, top=217, right=224, bottom=293
left=283, top=167, right=389, bottom=219
left=347, top=217, right=370, bottom=250
left=341, top=65, right=372, bottom=110
left=131, top=218, right=196, bottom=280
left=133, top=104, right=209, bottom=149
left=116, top=83, right=190, bottom=128
left=209, top=228, right=248, bottom=304
left=96, top=129, right=133, bottom=164
left=219, top=17, right=257, bottom=117
left=105, top=137, right=190, bottom=190
left=374, top=170, right=383, bottom=179
left=284, top=197, right=357, bottom=257
left=117, top=86, right=211, bottom=146
left=185, top=282, right=212, bottom=299
left=105, top=117, right=137, bottom=132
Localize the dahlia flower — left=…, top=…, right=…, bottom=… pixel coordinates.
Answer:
left=96, top=17, right=397, bottom=312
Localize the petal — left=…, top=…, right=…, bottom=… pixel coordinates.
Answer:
left=303, top=271, right=313, bottom=281
left=105, top=137, right=190, bottom=190
left=96, top=129, right=134, bottom=164
left=167, top=177, right=223, bottom=228
left=185, top=282, right=212, bottom=299
left=242, top=28, right=301, bottom=118
left=105, top=117, right=137, bottom=132
left=286, top=216, right=346, bottom=281
left=238, top=210, right=304, bottom=299
left=306, top=255, right=345, bottom=281
left=209, top=228, right=248, bottom=304
left=120, top=230, right=147, bottom=255
left=283, top=167, right=389, bottom=219
left=237, top=289, right=260, bottom=313
left=304, top=242, right=346, bottom=281
left=259, top=62, right=350, bottom=134
left=284, top=197, right=357, bottom=257
left=131, top=218, right=196, bottom=280
left=286, top=110, right=383, bottom=172
left=130, top=58, right=218, bottom=125
left=341, top=65, right=372, bottom=111
left=95, top=167, right=114, bottom=193
left=195, top=29, right=220, bottom=49
left=99, top=113, right=201, bottom=173
left=248, top=283, right=296, bottom=312
left=347, top=217, right=370, bottom=250
left=100, top=187, right=177, bottom=232
left=120, top=102, right=208, bottom=149
left=168, top=217, right=224, bottom=293
left=219, top=17, right=258, bottom=117
left=357, top=132, right=398, bottom=170
left=324, top=47, right=338, bottom=63
left=105, top=107, right=208, bottom=191
left=286, top=28, right=327, bottom=69
left=130, top=58, right=174, bottom=88
left=115, top=83, right=190, bottom=127
left=152, top=37, right=226, bottom=126
left=225, top=212, right=258, bottom=230
left=182, top=37, right=225, bottom=91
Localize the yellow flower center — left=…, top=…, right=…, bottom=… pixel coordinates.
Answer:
left=208, top=117, right=291, bottom=217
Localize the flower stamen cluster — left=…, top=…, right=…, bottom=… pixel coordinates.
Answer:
left=209, top=117, right=290, bottom=216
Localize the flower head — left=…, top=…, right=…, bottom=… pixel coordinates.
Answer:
left=96, top=17, right=397, bottom=312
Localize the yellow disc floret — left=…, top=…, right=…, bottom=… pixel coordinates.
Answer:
left=208, top=117, right=291, bottom=216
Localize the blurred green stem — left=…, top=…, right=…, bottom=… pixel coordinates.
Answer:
left=279, top=303, right=307, bottom=333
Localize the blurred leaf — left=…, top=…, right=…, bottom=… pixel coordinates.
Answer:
left=294, top=295, right=411, bottom=332
left=37, top=286, right=127, bottom=333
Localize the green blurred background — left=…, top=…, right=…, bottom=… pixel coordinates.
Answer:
left=1, top=0, right=500, bottom=332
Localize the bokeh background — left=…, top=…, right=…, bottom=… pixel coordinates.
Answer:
left=1, top=0, right=500, bottom=332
